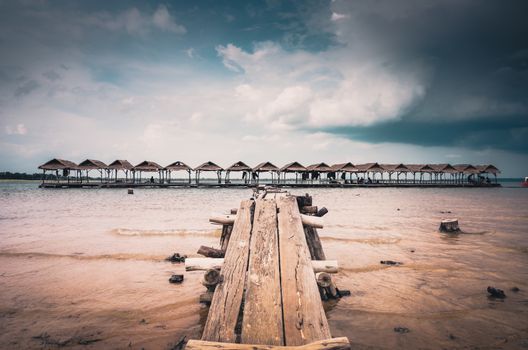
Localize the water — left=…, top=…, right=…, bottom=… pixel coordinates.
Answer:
left=0, top=182, right=527, bottom=349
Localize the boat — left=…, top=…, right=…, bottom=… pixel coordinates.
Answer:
left=522, top=177, right=528, bottom=187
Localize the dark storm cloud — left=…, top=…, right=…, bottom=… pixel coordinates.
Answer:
left=329, top=0, right=528, bottom=152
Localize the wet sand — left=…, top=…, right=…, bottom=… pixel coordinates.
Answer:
left=0, top=183, right=527, bottom=349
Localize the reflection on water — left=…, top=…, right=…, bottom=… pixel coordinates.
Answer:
left=0, top=183, right=527, bottom=349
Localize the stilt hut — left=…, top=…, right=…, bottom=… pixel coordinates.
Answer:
left=279, top=162, right=307, bottom=184
left=38, top=158, right=78, bottom=184
left=356, top=163, right=384, bottom=183
left=77, top=159, right=108, bottom=183
left=453, top=164, right=479, bottom=184
left=194, top=161, right=223, bottom=184
left=225, top=161, right=252, bottom=184
left=476, top=164, right=500, bottom=184
left=165, top=161, right=192, bottom=184
left=381, top=164, right=410, bottom=183
left=405, top=164, right=435, bottom=184
left=429, top=164, right=457, bottom=184
left=307, top=163, right=334, bottom=183
left=331, top=162, right=358, bottom=183
left=252, top=162, right=280, bottom=184
left=107, top=160, right=133, bottom=183
left=133, top=161, right=164, bottom=184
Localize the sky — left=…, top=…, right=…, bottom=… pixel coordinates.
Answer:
left=0, top=0, right=527, bottom=176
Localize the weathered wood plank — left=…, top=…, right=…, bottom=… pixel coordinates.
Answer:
left=277, top=196, right=331, bottom=345
left=186, top=337, right=350, bottom=350
left=202, top=199, right=254, bottom=343
left=186, top=258, right=338, bottom=273
left=304, top=227, right=326, bottom=260
left=241, top=199, right=284, bottom=345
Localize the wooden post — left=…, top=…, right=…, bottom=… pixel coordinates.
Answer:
left=304, top=226, right=326, bottom=260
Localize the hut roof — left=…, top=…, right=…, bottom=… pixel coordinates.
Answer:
left=165, top=161, right=192, bottom=171
left=331, top=162, right=357, bottom=172
left=77, top=159, right=107, bottom=170
left=38, top=158, right=78, bottom=170
left=226, top=161, right=252, bottom=172
left=380, top=163, right=410, bottom=172
left=107, top=160, right=134, bottom=170
left=307, top=162, right=333, bottom=172
left=133, top=161, right=163, bottom=172
left=476, top=164, right=501, bottom=174
left=405, top=164, right=435, bottom=172
left=453, top=164, right=478, bottom=173
left=429, top=164, right=457, bottom=173
left=280, top=162, right=307, bottom=172
left=194, top=161, right=224, bottom=172
left=253, top=162, right=279, bottom=172
left=356, top=163, right=384, bottom=172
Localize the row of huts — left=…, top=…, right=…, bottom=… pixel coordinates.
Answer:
left=38, top=158, right=500, bottom=185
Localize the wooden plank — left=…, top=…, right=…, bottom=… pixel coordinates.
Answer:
left=277, top=196, right=331, bottom=345
left=304, top=227, right=326, bottom=260
left=202, top=199, right=254, bottom=343
left=186, top=337, right=351, bottom=350
left=186, top=258, right=338, bottom=273
left=241, top=199, right=284, bottom=345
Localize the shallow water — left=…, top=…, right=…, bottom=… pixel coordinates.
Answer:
left=0, top=182, right=527, bottom=349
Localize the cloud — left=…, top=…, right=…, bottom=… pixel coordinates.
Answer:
left=5, top=124, right=28, bottom=135
left=14, top=80, right=40, bottom=97
left=331, top=12, right=349, bottom=21
left=152, top=4, right=186, bottom=34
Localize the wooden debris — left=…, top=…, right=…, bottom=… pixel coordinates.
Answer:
left=300, top=214, right=324, bottom=229
left=439, top=219, right=460, bottom=233
left=186, top=258, right=338, bottom=273
left=209, top=214, right=237, bottom=225
left=197, top=246, right=225, bottom=258
left=186, top=337, right=350, bottom=350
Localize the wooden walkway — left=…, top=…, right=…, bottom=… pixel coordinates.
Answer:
left=187, top=192, right=349, bottom=350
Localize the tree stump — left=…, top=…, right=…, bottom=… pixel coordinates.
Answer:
left=439, top=219, right=460, bottom=233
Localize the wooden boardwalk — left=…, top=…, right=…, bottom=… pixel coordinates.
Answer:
left=187, top=191, right=349, bottom=350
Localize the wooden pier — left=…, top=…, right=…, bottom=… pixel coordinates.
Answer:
left=185, top=189, right=349, bottom=350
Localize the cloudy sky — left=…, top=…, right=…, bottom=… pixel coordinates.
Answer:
left=1, top=0, right=527, bottom=176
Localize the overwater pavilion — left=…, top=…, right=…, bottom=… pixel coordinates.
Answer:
left=476, top=164, right=500, bottom=183
left=307, top=163, right=334, bottom=182
left=133, top=161, right=164, bottom=183
left=429, top=164, right=458, bottom=183
left=77, top=159, right=107, bottom=183
left=225, top=161, right=252, bottom=184
left=165, top=161, right=192, bottom=184
left=107, top=160, right=133, bottom=183
left=194, top=161, right=223, bottom=184
left=38, top=158, right=78, bottom=183
left=331, top=162, right=358, bottom=183
left=252, top=162, right=280, bottom=183
left=381, top=164, right=411, bottom=183
left=356, top=163, right=384, bottom=183
left=279, top=162, right=307, bottom=183
left=453, top=164, right=479, bottom=184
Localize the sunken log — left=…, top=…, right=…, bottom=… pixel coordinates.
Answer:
left=202, top=269, right=222, bottom=291
left=185, top=258, right=338, bottom=273
left=304, top=226, right=326, bottom=260
left=439, top=219, right=460, bottom=233
left=301, top=206, right=318, bottom=214
left=198, top=246, right=225, bottom=258
left=186, top=337, right=351, bottom=350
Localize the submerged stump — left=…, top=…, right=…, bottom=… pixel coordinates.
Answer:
left=439, top=219, right=460, bottom=233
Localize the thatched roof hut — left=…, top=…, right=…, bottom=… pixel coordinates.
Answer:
left=226, top=161, right=252, bottom=172
left=280, top=162, right=307, bottom=172
left=307, top=162, right=333, bottom=172
left=165, top=161, right=192, bottom=171
left=38, top=158, right=78, bottom=170
left=453, top=164, right=479, bottom=173
left=253, top=162, right=279, bottom=172
left=356, top=163, right=384, bottom=172
left=108, top=160, right=134, bottom=170
left=133, top=161, right=163, bottom=172
left=380, top=164, right=410, bottom=172
left=77, top=159, right=107, bottom=170
left=194, top=161, right=224, bottom=172
left=331, top=162, right=357, bottom=172
left=406, top=164, right=435, bottom=172
left=476, top=164, right=501, bottom=174
left=429, top=164, right=457, bottom=173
